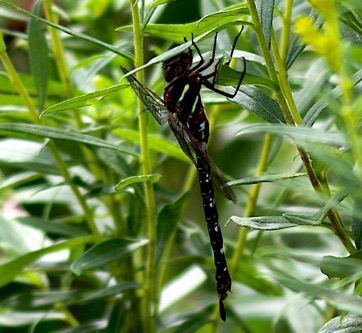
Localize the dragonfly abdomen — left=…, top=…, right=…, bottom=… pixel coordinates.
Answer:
left=197, top=156, right=231, bottom=321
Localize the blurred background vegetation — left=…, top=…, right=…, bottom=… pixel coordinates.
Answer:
left=0, top=0, right=361, bottom=332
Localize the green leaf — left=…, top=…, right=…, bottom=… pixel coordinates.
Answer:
left=159, top=265, right=207, bottom=313
left=0, top=171, right=42, bottom=191
left=305, top=144, right=359, bottom=193
left=340, top=10, right=362, bottom=46
left=28, top=0, right=49, bottom=112
left=231, top=210, right=332, bottom=231
left=115, top=174, right=162, bottom=191
left=238, top=124, right=348, bottom=146
left=271, top=268, right=362, bottom=315
left=286, top=9, right=319, bottom=69
left=3, top=282, right=141, bottom=310
left=256, top=0, right=275, bottom=49
left=303, top=69, right=362, bottom=126
left=71, top=238, right=148, bottom=275
left=0, top=236, right=93, bottom=287
left=149, top=0, right=177, bottom=10
left=114, top=128, right=189, bottom=162
left=320, top=253, right=362, bottom=279
left=78, top=282, right=141, bottom=303
left=234, top=262, right=282, bottom=296
left=118, top=4, right=249, bottom=43
left=217, top=65, right=278, bottom=91
left=229, top=215, right=298, bottom=230
left=0, top=139, right=60, bottom=174
left=156, top=192, right=190, bottom=264
left=318, top=316, right=362, bottom=333
left=41, top=84, right=128, bottom=116
left=226, top=86, right=285, bottom=123
left=227, top=172, right=306, bottom=186
left=352, top=198, right=362, bottom=250
left=120, top=23, right=249, bottom=81
left=15, top=217, right=88, bottom=237
left=0, top=310, right=65, bottom=326
left=0, top=0, right=134, bottom=61
left=0, top=123, right=137, bottom=156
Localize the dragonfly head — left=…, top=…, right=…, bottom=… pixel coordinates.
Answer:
left=162, top=49, right=193, bottom=83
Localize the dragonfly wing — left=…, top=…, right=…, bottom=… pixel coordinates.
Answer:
left=167, top=114, right=198, bottom=166
left=194, top=141, right=237, bottom=203
left=169, top=114, right=236, bottom=203
left=121, top=67, right=168, bottom=125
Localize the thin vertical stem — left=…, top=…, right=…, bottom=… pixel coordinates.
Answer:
left=43, top=0, right=83, bottom=128
left=0, top=34, right=101, bottom=241
left=128, top=1, right=157, bottom=332
left=246, top=0, right=354, bottom=253
left=230, top=133, right=273, bottom=274
left=280, top=0, right=294, bottom=63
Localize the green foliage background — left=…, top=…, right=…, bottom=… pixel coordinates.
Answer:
left=0, top=0, right=361, bottom=332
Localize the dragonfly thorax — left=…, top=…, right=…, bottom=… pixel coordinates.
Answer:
left=163, top=49, right=193, bottom=83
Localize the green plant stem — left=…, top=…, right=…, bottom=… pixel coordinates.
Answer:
left=280, top=0, right=294, bottom=64
left=246, top=0, right=355, bottom=254
left=43, top=0, right=82, bottom=127
left=42, top=0, right=106, bottom=181
left=129, top=1, right=157, bottom=332
left=43, top=0, right=120, bottom=227
left=328, top=7, right=362, bottom=178
left=271, top=30, right=302, bottom=125
left=0, top=39, right=101, bottom=243
left=230, top=133, right=273, bottom=274
left=271, top=31, right=355, bottom=253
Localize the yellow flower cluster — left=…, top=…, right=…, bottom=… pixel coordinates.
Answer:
left=294, top=14, right=341, bottom=72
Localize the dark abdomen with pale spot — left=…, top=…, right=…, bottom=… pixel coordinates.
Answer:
left=163, top=54, right=231, bottom=321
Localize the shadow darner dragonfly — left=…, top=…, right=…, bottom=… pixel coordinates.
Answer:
left=121, top=30, right=245, bottom=321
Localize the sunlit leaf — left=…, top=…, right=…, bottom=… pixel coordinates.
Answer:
left=41, top=84, right=128, bottom=116
left=0, top=123, right=137, bottom=156
left=0, top=236, right=93, bottom=287
left=28, top=0, right=49, bottom=112
left=71, top=238, right=148, bottom=275
left=318, top=316, right=362, bottom=333
left=115, top=174, right=161, bottom=191
left=255, top=0, right=275, bottom=48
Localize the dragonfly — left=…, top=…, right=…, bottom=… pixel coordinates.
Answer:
left=121, top=29, right=245, bottom=321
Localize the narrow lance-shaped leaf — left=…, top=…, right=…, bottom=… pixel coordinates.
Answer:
left=352, top=198, right=362, bottom=250
left=0, top=123, right=137, bottom=156
left=156, top=192, right=190, bottom=264
left=28, top=0, right=49, bottom=112
left=319, top=316, right=362, bottom=333
left=226, top=86, right=285, bottom=124
left=71, top=238, right=148, bottom=275
left=118, top=4, right=249, bottom=43
left=238, top=124, right=348, bottom=146
left=255, top=0, right=275, bottom=49
left=320, top=254, right=362, bottom=279
left=115, top=174, right=162, bottom=191
left=114, top=128, right=189, bottom=163
left=227, top=172, right=306, bottom=186
left=41, top=84, right=128, bottom=116
left=229, top=215, right=299, bottom=230
left=0, top=236, right=93, bottom=287
left=271, top=268, right=362, bottom=315
left=0, top=0, right=134, bottom=61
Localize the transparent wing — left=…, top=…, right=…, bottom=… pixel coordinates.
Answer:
left=121, top=67, right=235, bottom=202
left=168, top=114, right=236, bottom=203
left=121, top=67, right=168, bottom=125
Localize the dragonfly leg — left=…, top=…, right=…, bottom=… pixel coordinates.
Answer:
left=198, top=27, right=246, bottom=99
left=225, top=26, right=244, bottom=66
left=202, top=56, right=246, bottom=99
left=192, top=32, right=219, bottom=73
